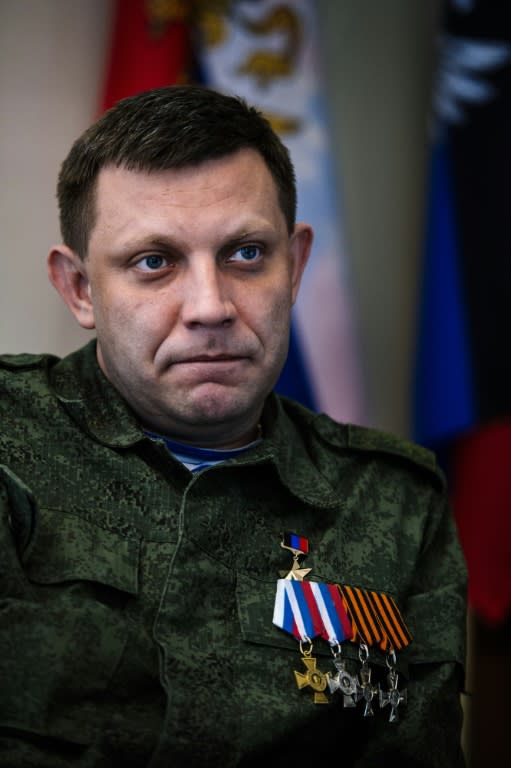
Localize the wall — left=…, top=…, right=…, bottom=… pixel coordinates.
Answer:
left=0, top=0, right=112, bottom=356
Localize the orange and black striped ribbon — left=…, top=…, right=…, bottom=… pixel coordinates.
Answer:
left=337, top=585, right=412, bottom=652
left=366, top=589, right=412, bottom=652
left=337, top=584, right=384, bottom=648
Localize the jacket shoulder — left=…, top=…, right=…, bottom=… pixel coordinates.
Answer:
left=0, top=352, right=58, bottom=372
left=310, top=412, right=445, bottom=490
left=0, top=353, right=60, bottom=401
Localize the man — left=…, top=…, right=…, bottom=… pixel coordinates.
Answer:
left=0, top=85, right=466, bottom=767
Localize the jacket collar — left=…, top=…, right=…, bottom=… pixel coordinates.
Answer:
left=50, top=340, right=143, bottom=447
left=231, top=395, right=341, bottom=509
left=50, top=340, right=340, bottom=508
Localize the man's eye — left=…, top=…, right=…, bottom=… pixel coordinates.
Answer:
left=137, top=254, right=167, bottom=271
left=230, top=245, right=262, bottom=263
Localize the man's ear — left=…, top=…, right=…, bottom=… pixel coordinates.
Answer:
left=289, top=223, right=313, bottom=304
left=47, top=245, right=95, bottom=329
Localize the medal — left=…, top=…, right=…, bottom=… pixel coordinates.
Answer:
left=358, top=643, right=380, bottom=717
left=273, top=579, right=342, bottom=704
left=379, top=650, right=408, bottom=722
left=336, top=584, right=382, bottom=716
left=338, top=584, right=412, bottom=721
left=294, top=641, right=329, bottom=704
left=327, top=644, right=361, bottom=707
left=364, top=590, right=411, bottom=722
left=279, top=531, right=311, bottom=580
left=272, top=535, right=412, bottom=718
left=273, top=534, right=353, bottom=704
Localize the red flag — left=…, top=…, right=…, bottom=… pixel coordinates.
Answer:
left=100, top=0, right=193, bottom=113
left=452, top=423, right=511, bottom=625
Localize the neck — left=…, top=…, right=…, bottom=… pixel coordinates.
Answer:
left=143, top=420, right=263, bottom=450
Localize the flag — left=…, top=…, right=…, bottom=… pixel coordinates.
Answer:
left=99, top=0, right=365, bottom=426
left=413, top=0, right=511, bottom=624
left=195, top=0, right=365, bottom=424
left=100, top=0, right=193, bottom=113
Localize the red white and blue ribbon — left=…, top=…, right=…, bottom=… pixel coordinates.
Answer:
left=273, top=579, right=353, bottom=645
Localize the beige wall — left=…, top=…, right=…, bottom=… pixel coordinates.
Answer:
left=0, top=0, right=112, bottom=356
left=0, top=0, right=437, bottom=438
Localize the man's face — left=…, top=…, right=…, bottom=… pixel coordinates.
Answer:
left=53, top=149, right=311, bottom=447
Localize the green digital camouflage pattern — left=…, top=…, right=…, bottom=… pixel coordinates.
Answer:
left=0, top=341, right=467, bottom=767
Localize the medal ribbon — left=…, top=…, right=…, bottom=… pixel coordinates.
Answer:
left=367, top=590, right=412, bottom=651
left=273, top=579, right=353, bottom=644
left=338, top=584, right=384, bottom=647
left=338, top=585, right=412, bottom=651
left=282, top=531, right=309, bottom=554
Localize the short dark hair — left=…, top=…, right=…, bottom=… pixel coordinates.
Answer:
left=57, top=85, right=297, bottom=257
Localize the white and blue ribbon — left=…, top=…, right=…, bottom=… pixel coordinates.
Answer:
left=273, top=579, right=352, bottom=645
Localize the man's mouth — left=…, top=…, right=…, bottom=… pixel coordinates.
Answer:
left=167, top=354, right=251, bottom=377
left=173, top=352, right=248, bottom=365
left=183, top=354, right=242, bottom=362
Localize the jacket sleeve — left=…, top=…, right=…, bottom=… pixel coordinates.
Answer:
left=0, top=467, right=36, bottom=727
left=0, top=467, right=95, bottom=767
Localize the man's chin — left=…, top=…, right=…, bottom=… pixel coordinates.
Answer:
left=166, top=386, right=262, bottom=436
left=182, top=388, right=250, bottom=424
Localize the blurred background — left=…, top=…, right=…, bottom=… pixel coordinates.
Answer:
left=1, top=1, right=510, bottom=765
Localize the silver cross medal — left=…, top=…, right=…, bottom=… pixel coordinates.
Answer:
left=379, top=665, right=407, bottom=722
left=358, top=645, right=380, bottom=717
left=327, top=649, right=361, bottom=708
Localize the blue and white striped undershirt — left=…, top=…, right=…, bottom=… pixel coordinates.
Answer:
left=146, top=431, right=262, bottom=473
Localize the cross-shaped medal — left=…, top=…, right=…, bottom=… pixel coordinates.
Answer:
left=327, top=658, right=361, bottom=708
left=379, top=669, right=407, bottom=722
left=359, top=662, right=380, bottom=717
left=294, top=656, right=329, bottom=704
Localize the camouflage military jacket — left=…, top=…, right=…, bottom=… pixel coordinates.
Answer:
left=0, top=341, right=466, bottom=767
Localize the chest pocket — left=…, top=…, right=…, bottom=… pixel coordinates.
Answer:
left=1, top=506, right=140, bottom=746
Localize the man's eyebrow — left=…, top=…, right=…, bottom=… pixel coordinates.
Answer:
left=114, top=221, right=277, bottom=253
left=119, top=225, right=276, bottom=251
left=115, top=234, right=181, bottom=252
left=223, top=228, right=273, bottom=242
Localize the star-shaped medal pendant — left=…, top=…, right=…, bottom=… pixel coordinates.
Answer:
left=279, top=532, right=311, bottom=580
left=280, top=561, right=312, bottom=581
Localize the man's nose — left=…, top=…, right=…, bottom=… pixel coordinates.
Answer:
left=181, top=258, right=235, bottom=328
